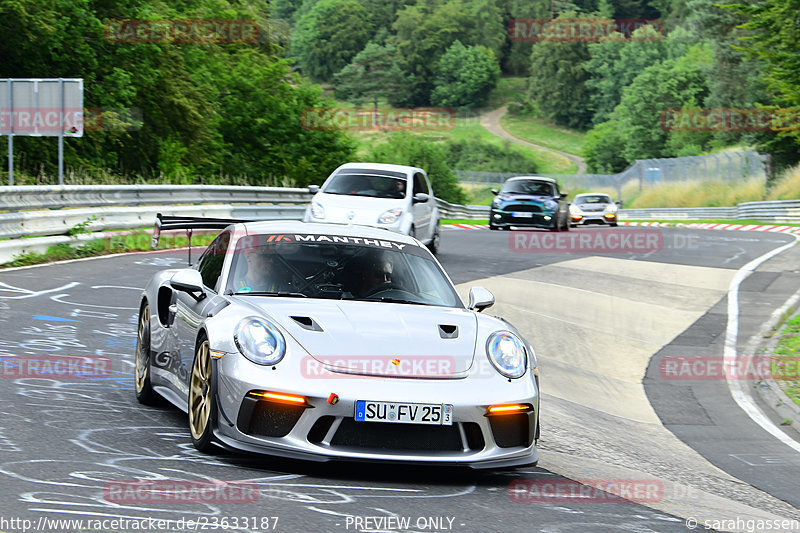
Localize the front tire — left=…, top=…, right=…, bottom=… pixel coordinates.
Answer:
left=427, top=225, right=440, bottom=254
left=189, top=335, right=217, bottom=453
left=135, top=304, right=159, bottom=405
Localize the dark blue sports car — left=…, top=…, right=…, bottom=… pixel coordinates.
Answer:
left=489, top=177, right=570, bottom=231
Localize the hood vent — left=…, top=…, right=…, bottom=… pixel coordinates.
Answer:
left=291, top=316, right=323, bottom=332
left=438, top=324, right=459, bottom=339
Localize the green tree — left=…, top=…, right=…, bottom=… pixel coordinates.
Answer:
left=582, top=120, right=629, bottom=173
left=365, top=133, right=466, bottom=203
left=615, top=43, right=712, bottom=160
left=725, top=0, right=800, bottom=167
left=527, top=14, right=592, bottom=129
left=333, top=43, right=407, bottom=111
left=584, top=26, right=690, bottom=125
left=431, top=41, right=500, bottom=108
left=391, top=0, right=506, bottom=105
left=290, top=0, right=373, bottom=82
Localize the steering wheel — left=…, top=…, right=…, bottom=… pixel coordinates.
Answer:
left=363, top=283, right=416, bottom=299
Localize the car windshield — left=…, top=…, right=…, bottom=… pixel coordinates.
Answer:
left=323, top=170, right=408, bottom=199
left=576, top=195, right=612, bottom=204
left=226, top=234, right=462, bottom=307
left=501, top=180, right=555, bottom=196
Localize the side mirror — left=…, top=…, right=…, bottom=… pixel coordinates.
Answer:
left=308, top=185, right=320, bottom=194
left=170, top=269, right=205, bottom=300
left=491, top=189, right=499, bottom=195
left=616, top=201, right=623, bottom=207
left=412, top=192, right=430, bottom=203
left=468, top=286, right=495, bottom=312
left=559, top=192, right=569, bottom=199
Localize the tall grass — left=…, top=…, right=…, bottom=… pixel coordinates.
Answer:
left=0, top=168, right=297, bottom=187
left=624, top=179, right=766, bottom=208
left=767, top=164, right=800, bottom=200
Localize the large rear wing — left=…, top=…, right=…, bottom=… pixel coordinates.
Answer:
left=152, top=213, right=251, bottom=263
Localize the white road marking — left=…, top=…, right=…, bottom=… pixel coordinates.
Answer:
left=724, top=234, right=800, bottom=453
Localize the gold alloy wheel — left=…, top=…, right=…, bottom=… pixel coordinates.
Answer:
left=134, top=306, right=150, bottom=393
left=189, top=340, right=212, bottom=440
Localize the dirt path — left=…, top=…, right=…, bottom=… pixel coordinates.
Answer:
left=480, top=105, right=587, bottom=175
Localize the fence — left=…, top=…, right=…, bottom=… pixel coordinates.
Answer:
left=456, top=150, right=769, bottom=202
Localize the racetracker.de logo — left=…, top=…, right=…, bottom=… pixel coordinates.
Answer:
left=508, top=18, right=664, bottom=42
left=510, top=230, right=663, bottom=254
left=302, top=355, right=459, bottom=379
left=0, top=355, right=111, bottom=379
left=660, top=356, right=800, bottom=381
left=301, top=107, right=455, bottom=132
left=509, top=479, right=664, bottom=503
left=103, top=481, right=259, bottom=504
left=660, top=108, right=800, bottom=132
left=104, top=19, right=258, bottom=43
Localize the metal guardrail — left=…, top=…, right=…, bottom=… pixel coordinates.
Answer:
left=619, top=201, right=800, bottom=223
left=0, top=184, right=797, bottom=249
left=0, top=185, right=491, bottom=239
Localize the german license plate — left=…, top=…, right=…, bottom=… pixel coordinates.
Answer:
left=511, top=212, right=534, bottom=218
left=354, top=400, right=453, bottom=425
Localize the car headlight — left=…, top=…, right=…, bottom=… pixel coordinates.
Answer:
left=544, top=200, right=558, bottom=211
left=234, top=317, right=286, bottom=366
left=486, top=331, right=527, bottom=379
left=378, top=208, right=403, bottom=224
left=310, top=202, right=325, bottom=219
left=605, top=203, right=618, bottom=213
left=569, top=204, right=580, bottom=214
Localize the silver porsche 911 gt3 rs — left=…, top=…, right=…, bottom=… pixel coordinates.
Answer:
left=135, top=217, right=539, bottom=468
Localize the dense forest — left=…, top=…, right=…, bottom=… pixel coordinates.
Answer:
left=0, top=0, right=798, bottom=196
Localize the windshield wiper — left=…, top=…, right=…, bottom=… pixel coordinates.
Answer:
left=360, top=297, right=427, bottom=305
left=230, top=291, right=308, bottom=298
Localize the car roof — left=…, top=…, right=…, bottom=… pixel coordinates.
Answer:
left=234, top=220, right=420, bottom=245
left=574, top=192, right=612, bottom=198
left=504, top=176, right=557, bottom=184
left=335, top=162, right=423, bottom=176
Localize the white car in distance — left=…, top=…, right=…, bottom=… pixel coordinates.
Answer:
left=304, top=163, right=441, bottom=254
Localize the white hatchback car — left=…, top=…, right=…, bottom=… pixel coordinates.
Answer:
left=303, top=163, right=441, bottom=253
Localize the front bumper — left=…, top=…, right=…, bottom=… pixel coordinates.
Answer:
left=213, top=352, right=539, bottom=468
left=571, top=212, right=617, bottom=225
left=490, top=208, right=557, bottom=229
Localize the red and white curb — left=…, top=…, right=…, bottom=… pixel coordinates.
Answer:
left=443, top=223, right=489, bottom=230
left=621, top=221, right=800, bottom=234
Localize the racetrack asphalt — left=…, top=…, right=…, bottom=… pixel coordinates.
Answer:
left=0, top=224, right=798, bottom=532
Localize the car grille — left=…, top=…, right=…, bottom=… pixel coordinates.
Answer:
left=326, top=418, right=484, bottom=452
left=504, top=203, right=542, bottom=213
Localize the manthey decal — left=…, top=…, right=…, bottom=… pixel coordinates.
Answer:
left=256, top=234, right=413, bottom=250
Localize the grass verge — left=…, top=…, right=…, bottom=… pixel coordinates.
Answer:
left=441, top=219, right=488, bottom=225
left=1, top=231, right=217, bottom=269
left=773, top=312, right=800, bottom=408
left=499, top=113, right=586, bottom=157
left=621, top=219, right=800, bottom=226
